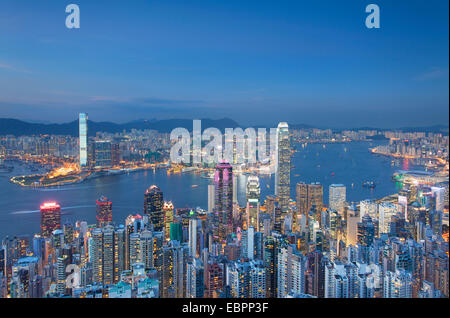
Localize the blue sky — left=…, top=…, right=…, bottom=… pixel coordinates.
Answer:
left=0, top=0, right=448, bottom=128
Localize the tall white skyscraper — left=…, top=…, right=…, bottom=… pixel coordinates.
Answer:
left=208, top=184, right=215, bottom=213
left=378, top=202, right=398, bottom=234
left=79, top=113, right=88, bottom=167
left=189, top=218, right=200, bottom=258
left=232, top=175, right=238, bottom=204
left=247, top=226, right=254, bottom=260
left=275, top=122, right=290, bottom=213
left=431, top=187, right=445, bottom=212
left=329, top=184, right=346, bottom=213
left=246, top=175, right=260, bottom=230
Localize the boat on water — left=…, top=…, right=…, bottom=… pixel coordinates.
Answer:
left=191, top=184, right=199, bottom=188
left=362, top=181, right=376, bottom=188
left=0, top=164, right=14, bottom=173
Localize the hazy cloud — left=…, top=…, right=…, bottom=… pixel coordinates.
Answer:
left=0, top=61, right=31, bottom=74
left=414, top=67, right=448, bottom=81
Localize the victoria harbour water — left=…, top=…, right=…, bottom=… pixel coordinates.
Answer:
left=0, top=141, right=418, bottom=238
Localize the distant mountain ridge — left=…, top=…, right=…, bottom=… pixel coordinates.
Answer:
left=0, top=118, right=448, bottom=136
left=0, top=118, right=241, bottom=136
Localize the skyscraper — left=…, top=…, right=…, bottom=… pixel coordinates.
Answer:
left=186, top=258, right=204, bottom=298
left=264, top=236, right=277, bottom=298
left=275, top=122, right=290, bottom=213
left=296, top=182, right=323, bottom=220
left=378, top=202, right=398, bottom=234
left=79, top=113, right=88, bottom=167
left=246, top=175, right=260, bottom=231
left=207, top=184, right=215, bottom=213
left=431, top=186, right=445, bottom=212
left=163, top=201, right=174, bottom=241
left=329, top=184, right=346, bottom=214
left=111, top=142, right=121, bottom=166
left=360, top=199, right=378, bottom=220
left=94, top=140, right=112, bottom=168
left=91, top=228, right=103, bottom=284
left=214, top=161, right=233, bottom=240
left=144, top=185, right=164, bottom=232
left=189, top=218, right=201, bottom=258
left=40, top=202, right=61, bottom=238
left=161, top=241, right=189, bottom=298
left=96, top=196, right=112, bottom=228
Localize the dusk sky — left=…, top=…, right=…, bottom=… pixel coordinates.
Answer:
left=0, top=0, right=448, bottom=128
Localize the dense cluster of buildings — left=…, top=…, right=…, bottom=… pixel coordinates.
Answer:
left=373, top=131, right=449, bottom=159
left=0, top=121, right=448, bottom=299
left=0, top=114, right=171, bottom=171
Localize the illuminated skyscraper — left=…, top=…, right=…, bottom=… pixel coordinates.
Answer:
left=113, top=227, right=126, bottom=282
left=102, top=225, right=115, bottom=286
left=96, top=196, right=112, bottom=228
left=140, top=230, right=153, bottom=270
left=249, top=261, right=266, bottom=298
left=296, top=182, right=323, bottom=222
left=206, top=262, right=224, bottom=298
left=94, top=140, right=112, bottom=168
left=91, top=228, right=103, bottom=284
left=90, top=225, right=123, bottom=286
left=214, top=161, right=233, bottom=240
left=144, top=185, right=164, bottom=232
left=329, top=184, right=346, bottom=214
left=189, top=218, right=201, bottom=258
left=163, top=201, right=174, bottom=240
left=228, top=261, right=251, bottom=298
left=186, top=258, right=204, bottom=298
left=246, top=175, right=260, bottom=231
left=207, top=184, right=215, bottom=213
left=111, top=142, right=121, bottom=166
left=273, top=204, right=282, bottom=233
left=161, top=241, right=189, bottom=298
left=378, top=202, right=398, bottom=234
left=264, top=236, right=277, bottom=298
left=129, top=232, right=141, bottom=266
left=275, top=122, right=290, bottom=213
left=40, top=202, right=61, bottom=238
left=79, top=113, right=88, bottom=167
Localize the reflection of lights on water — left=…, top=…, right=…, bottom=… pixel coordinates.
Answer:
left=402, top=159, right=410, bottom=171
